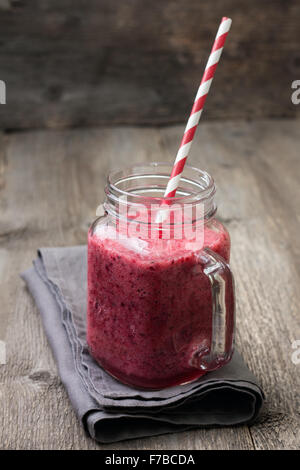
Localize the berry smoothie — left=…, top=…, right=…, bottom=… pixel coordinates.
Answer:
left=87, top=219, right=234, bottom=389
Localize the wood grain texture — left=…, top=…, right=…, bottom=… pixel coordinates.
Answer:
left=0, top=120, right=299, bottom=449
left=0, top=0, right=300, bottom=129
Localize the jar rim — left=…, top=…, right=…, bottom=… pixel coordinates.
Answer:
left=106, top=161, right=216, bottom=205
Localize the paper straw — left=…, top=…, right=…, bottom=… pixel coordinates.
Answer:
left=163, top=17, right=232, bottom=200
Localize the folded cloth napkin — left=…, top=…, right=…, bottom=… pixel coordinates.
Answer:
left=21, top=246, right=264, bottom=443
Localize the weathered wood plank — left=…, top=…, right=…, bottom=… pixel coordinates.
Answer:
left=0, top=131, right=9, bottom=343
left=0, top=1, right=299, bottom=129
left=0, top=125, right=254, bottom=449
left=0, top=121, right=299, bottom=449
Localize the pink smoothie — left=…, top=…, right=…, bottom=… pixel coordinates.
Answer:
left=87, top=222, right=233, bottom=389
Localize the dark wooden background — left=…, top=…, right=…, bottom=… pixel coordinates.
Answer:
left=0, top=0, right=299, bottom=129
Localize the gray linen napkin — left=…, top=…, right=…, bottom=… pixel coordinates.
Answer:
left=21, top=246, right=264, bottom=443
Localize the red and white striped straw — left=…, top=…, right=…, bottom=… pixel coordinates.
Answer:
left=163, top=17, right=232, bottom=199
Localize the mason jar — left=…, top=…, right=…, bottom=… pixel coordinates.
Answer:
left=87, top=162, right=235, bottom=389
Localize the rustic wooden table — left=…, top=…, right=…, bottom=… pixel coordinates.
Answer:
left=0, top=119, right=299, bottom=450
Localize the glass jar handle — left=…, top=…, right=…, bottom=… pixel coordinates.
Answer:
left=197, top=247, right=235, bottom=370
